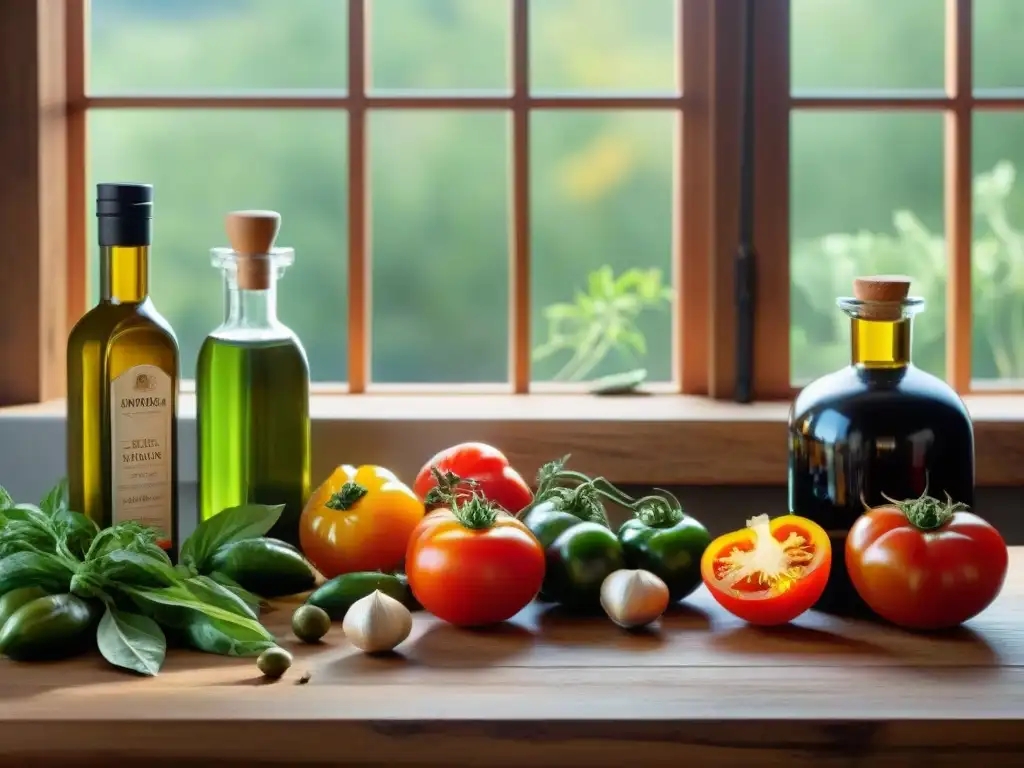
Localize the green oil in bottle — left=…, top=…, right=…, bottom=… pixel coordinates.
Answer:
left=196, top=211, right=311, bottom=546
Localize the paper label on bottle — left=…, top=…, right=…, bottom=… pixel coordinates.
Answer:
left=110, top=364, right=173, bottom=548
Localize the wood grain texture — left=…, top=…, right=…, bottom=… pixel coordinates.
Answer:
left=0, top=0, right=68, bottom=406
left=65, top=0, right=86, bottom=334
left=4, top=551, right=1024, bottom=766
left=7, top=392, right=1024, bottom=486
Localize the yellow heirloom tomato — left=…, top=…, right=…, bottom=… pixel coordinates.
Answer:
left=299, top=465, right=425, bottom=578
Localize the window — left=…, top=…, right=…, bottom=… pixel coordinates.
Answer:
left=784, top=0, right=1024, bottom=394
left=4, top=0, right=1023, bottom=407
left=73, top=0, right=701, bottom=393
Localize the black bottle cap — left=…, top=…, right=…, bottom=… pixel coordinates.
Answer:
left=96, top=183, right=153, bottom=246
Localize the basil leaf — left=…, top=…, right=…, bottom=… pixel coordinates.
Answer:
left=97, top=605, right=166, bottom=676
left=0, top=486, right=13, bottom=511
left=179, top=504, right=283, bottom=573
left=4, top=504, right=51, bottom=527
left=39, top=478, right=69, bottom=518
left=184, top=614, right=275, bottom=657
left=91, top=550, right=181, bottom=589
left=0, top=520, right=58, bottom=558
left=85, top=522, right=165, bottom=562
left=184, top=575, right=259, bottom=621
left=69, top=569, right=110, bottom=601
left=122, top=583, right=275, bottom=645
left=0, top=550, right=75, bottom=595
left=175, top=562, right=197, bottom=579
left=207, top=571, right=263, bottom=616
left=52, top=510, right=99, bottom=561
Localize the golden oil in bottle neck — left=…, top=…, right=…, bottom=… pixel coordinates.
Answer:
left=101, top=245, right=150, bottom=304
left=851, top=316, right=912, bottom=369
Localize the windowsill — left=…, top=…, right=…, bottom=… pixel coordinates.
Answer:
left=3, top=393, right=1022, bottom=487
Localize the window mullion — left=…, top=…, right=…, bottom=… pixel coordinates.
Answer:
left=678, top=0, right=709, bottom=395
left=347, top=0, right=369, bottom=393
left=945, top=0, right=973, bottom=393
left=510, top=0, right=531, bottom=394
left=752, top=0, right=791, bottom=399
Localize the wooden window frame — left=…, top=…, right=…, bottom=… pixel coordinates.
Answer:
left=51, top=0, right=719, bottom=398
left=4, top=0, right=1017, bottom=404
left=753, top=0, right=1023, bottom=398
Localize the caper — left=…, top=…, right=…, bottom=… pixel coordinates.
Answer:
left=292, top=604, right=331, bottom=644
left=256, top=646, right=293, bottom=679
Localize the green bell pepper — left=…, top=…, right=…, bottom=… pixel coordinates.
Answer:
left=617, top=490, right=710, bottom=601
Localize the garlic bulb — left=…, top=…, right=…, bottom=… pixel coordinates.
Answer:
left=600, top=569, right=670, bottom=628
left=343, top=589, right=413, bottom=653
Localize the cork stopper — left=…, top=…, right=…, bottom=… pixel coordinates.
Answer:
left=852, top=275, right=911, bottom=320
left=225, top=210, right=280, bottom=290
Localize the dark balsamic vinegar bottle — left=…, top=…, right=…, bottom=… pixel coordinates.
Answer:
left=788, top=275, right=975, bottom=617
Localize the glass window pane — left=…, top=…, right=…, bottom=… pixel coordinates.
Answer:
left=530, top=0, right=677, bottom=94
left=790, top=112, right=945, bottom=385
left=531, top=111, right=674, bottom=384
left=370, top=111, right=509, bottom=384
left=88, top=110, right=348, bottom=382
left=89, top=0, right=347, bottom=93
left=974, top=2, right=1024, bottom=90
left=791, top=0, right=944, bottom=92
left=369, top=0, right=510, bottom=92
left=972, top=113, right=1024, bottom=386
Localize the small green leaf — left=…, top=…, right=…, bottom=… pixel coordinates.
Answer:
left=52, top=510, right=99, bottom=561
left=0, top=520, right=58, bottom=558
left=97, top=606, right=166, bottom=676
left=543, top=303, right=582, bottom=320
left=589, top=368, right=648, bottom=395
left=39, top=479, right=69, bottom=518
left=184, top=575, right=259, bottom=621
left=122, top=583, right=275, bottom=645
left=3, top=504, right=50, bottom=527
left=588, top=266, right=616, bottom=299
left=179, top=504, right=283, bottom=573
left=90, top=549, right=181, bottom=589
left=84, top=522, right=163, bottom=562
left=0, top=486, right=14, bottom=511
left=183, top=614, right=275, bottom=657
left=206, top=571, right=263, bottom=616
left=0, top=550, right=75, bottom=595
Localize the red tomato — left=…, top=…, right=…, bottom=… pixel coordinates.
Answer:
left=413, top=442, right=533, bottom=515
left=846, top=495, right=1007, bottom=630
left=406, top=503, right=545, bottom=627
left=701, top=514, right=832, bottom=626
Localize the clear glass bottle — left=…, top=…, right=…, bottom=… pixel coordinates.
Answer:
left=788, top=275, right=975, bottom=617
left=196, top=210, right=311, bottom=547
left=67, top=183, right=180, bottom=557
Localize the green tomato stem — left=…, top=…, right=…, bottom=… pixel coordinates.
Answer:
left=631, top=488, right=686, bottom=528
left=882, top=490, right=968, bottom=532
left=451, top=493, right=499, bottom=530
left=326, top=482, right=369, bottom=511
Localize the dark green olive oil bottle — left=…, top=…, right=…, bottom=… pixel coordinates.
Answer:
left=196, top=211, right=311, bottom=546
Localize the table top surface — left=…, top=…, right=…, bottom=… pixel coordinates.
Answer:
left=2, top=549, right=1024, bottom=766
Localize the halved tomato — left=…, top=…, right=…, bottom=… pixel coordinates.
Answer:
left=700, top=514, right=831, bottom=626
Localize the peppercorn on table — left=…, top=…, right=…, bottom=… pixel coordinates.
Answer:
left=2, top=550, right=1024, bottom=767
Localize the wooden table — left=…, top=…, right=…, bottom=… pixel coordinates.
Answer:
left=3, top=551, right=1024, bottom=767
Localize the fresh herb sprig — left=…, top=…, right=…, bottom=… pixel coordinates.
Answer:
left=0, top=479, right=282, bottom=676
